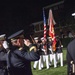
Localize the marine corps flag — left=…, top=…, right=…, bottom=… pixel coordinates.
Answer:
left=48, top=9, right=56, bottom=51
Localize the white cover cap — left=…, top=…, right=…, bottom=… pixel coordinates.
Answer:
left=41, top=37, right=44, bottom=40
left=34, top=37, right=38, bottom=40
left=0, top=34, right=6, bottom=40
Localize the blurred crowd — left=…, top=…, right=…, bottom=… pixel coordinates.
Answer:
left=58, top=28, right=75, bottom=38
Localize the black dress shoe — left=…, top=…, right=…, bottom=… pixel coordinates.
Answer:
left=33, top=68, right=36, bottom=70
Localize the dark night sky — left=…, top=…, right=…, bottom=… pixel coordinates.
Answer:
left=0, top=0, right=63, bottom=36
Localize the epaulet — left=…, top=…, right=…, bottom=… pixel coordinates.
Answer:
left=29, top=46, right=36, bottom=51
left=19, top=47, right=23, bottom=50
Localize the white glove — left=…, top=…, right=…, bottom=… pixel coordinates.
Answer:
left=3, top=41, right=9, bottom=49
left=49, top=48, right=53, bottom=54
left=61, top=45, right=63, bottom=47
left=42, top=49, right=45, bottom=52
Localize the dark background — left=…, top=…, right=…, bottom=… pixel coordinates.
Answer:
left=0, top=0, right=75, bottom=37
left=0, top=0, right=63, bottom=36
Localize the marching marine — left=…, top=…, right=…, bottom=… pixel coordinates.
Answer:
left=33, top=37, right=42, bottom=70
left=40, top=37, right=49, bottom=69
left=56, top=37, right=63, bottom=67
left=47, top=36, right=57, bottom=68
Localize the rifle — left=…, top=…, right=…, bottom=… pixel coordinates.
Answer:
left=30, top=35, right=35, bottom=44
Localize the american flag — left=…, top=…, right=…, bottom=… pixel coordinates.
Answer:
left=43, top=9, right=47, bottom=54
left=43, top=8, right=47, bottom=40
left=48, top=9, right=56, bottom=51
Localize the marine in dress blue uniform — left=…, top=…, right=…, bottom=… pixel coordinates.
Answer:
left=40, top=37, right=49, bottom=69
left=7, top=30, right=40, bottom=75
left=33, top=37, right=42, bottom=70
left=0, top=34, right=8, bottom=75
left=56, top=37, right=63, bottom=67
left=67, top=39, right=75, bottom=75
left=47, top=37, right=57, bottom=68
left=47, top=37, right=53, bottom=66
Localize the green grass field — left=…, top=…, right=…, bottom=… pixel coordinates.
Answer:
left=31, top=48, right=67, bottom=75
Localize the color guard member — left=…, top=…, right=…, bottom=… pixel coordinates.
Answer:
left=56, top=37, right=63, bottom=67
left=33, top=37, right=42, bottom=70
left=40, top=37, right=49, bottom=69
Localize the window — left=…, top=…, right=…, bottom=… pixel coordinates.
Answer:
left=54, top=6, right=58, bottom=10
left=34, top=24, right=39, bottom=32
left=59, top=4, right=64, bottom=9
left=40, top=23, right=44, bottom=30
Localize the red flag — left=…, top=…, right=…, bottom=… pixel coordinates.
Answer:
left=48, top=9, right=56, bottom=51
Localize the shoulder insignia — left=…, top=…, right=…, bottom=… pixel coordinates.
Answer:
left=19, top=47, right=23, bottom=50
left=29, top=46, right=36, bottom=51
